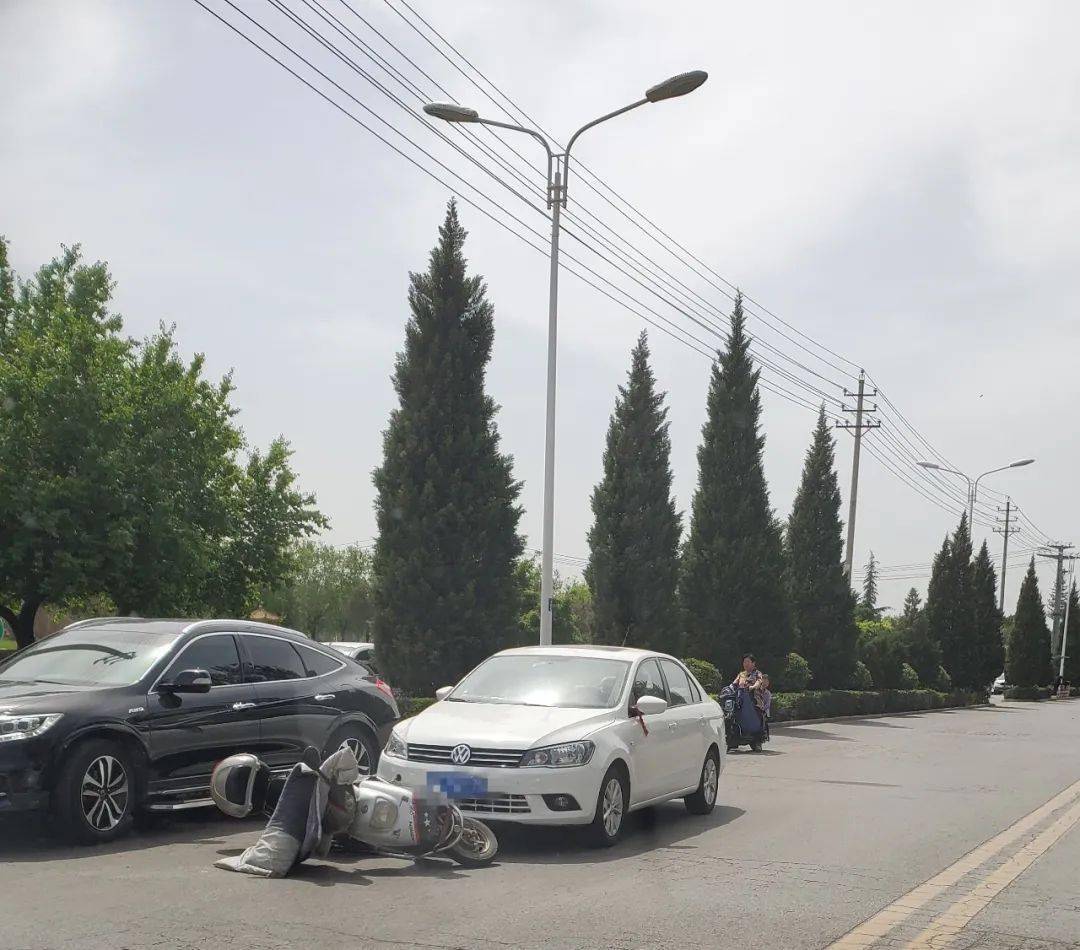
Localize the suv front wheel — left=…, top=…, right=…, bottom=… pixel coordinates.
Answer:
left=54, top=739, right=136, bottom=845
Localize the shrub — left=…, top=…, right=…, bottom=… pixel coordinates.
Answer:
left=847, top=660, right=874, bottom=690
left=899, top=663, right=920, bottom=690
left=780, top=652, right=812, bottom=691
left=934, top=666, right=952, bottom=691
left=1004, top=685, right=1047, bottom=702
left=857, top=624, right=908, bottom=689
left=683, top=657, right=722, bottom=694
left=399, top=696, right=439, bottom=717
left=770, top=688, right=984, bottom=722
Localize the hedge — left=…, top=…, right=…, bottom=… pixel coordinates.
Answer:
left=398, top=696, right=439, bottom=718
left=769, top=688, right=986, bottom=722
left=1004, top=685, right=1047, bottom=702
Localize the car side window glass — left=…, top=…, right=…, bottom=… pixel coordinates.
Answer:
left=243, top=637, right=307, bottom=682
left=660, top=659, right=694, bottom=707
left=631, top=659, right=667, bottom=706
left=165, top=635, right=242, bottom=687
left=297, top=645, right=342, bottom=677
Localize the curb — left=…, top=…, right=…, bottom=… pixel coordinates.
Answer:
left=770, top=703, right=992, bottom=729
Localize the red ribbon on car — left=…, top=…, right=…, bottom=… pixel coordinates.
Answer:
left=637, top=713, right=649, bottom=736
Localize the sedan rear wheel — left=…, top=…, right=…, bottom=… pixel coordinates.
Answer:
left=684, top=749, right=719, bottom=815
left=586, top=765, right=628, bottom=848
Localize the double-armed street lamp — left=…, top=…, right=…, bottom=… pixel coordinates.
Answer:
left=425, top=70, right=708, bottom=646
left=916, top=458, right=1035, bottom=530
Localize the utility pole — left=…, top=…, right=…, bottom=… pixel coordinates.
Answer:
left=993, top=499, right=1021, bottom=613
left=1038, top=543, right=1075, bottom=662
left=837, top=370, right=880, bottom=578
left=1060, top=558, right=1076, bottom=681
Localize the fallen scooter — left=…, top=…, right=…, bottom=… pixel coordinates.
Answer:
left=209, top=744, right=498, bottom=878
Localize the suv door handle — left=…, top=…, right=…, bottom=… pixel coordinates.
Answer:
left=314, top=693, right=336, bottom=702
left=232, top=702, right=257, bottom=711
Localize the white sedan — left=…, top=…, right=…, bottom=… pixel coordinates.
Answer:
left=377, top=645, right=725, bottom=846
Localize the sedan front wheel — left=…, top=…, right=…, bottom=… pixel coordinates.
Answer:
left=585, top=765, right=628, bottom=848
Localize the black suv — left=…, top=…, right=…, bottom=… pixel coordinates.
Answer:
left=0, top=618, right=399, bottom=843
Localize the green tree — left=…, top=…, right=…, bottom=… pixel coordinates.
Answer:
left=263, top=542, right=373, bottom=641
left=1062, top=583, right=1079, bottom=684
left=515, top=559, right=594, bottom=646
left=0, top=243, right=131, bottom=647
left=586, top=332, right=681, bottom=650
left=925, top=515, right=978, bottom=686
left=680, top=293, right=791, bottom=678
left=902, top=587, right=922, bottom=624
left=0, top=241, right=325, bottom=645
left=970, top=540, right=1004, bottom=688
left=856, top=617, right=907, bottom=689
left=1006, top=559, right=1052, bottom=687
left=784, top=407, right=858, bottom=687
left=372, top=203, right=524, bottom=695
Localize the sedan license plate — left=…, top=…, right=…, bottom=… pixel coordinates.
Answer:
left=425, top=771, right=488, bottom=799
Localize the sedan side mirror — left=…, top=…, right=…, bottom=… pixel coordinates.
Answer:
left=633, top=695, right=668, bottom=716
left=162, top=669, right=213, bottom=694
left=435, top=685, right=454, bottom=701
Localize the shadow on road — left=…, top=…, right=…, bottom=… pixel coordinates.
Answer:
left=772, top=726, right=853, bottom=741
left=490, top=801, right=745, bottom=866
left=0, top=809, right=256, bottom=864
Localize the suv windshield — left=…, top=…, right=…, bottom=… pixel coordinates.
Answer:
left=0, top=628, right=181, bottom=687
left=449, top=655, right=631, bottom=709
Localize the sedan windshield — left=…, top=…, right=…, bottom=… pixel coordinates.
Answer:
left=450, top=655, right=631, bottom=709
left=0, top=629, right=181, bottom=687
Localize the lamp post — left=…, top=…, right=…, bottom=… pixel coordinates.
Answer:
left=916, top=458, right=1035, bottom=529
left=425, top=70, right=707, bottom=646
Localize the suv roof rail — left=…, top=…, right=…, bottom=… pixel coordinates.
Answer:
left=181, top=618, right=310, bottom=639
left=63, top=617, right=145, bottom=632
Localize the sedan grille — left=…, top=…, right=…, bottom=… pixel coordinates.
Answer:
left=456, top=794, right=531, bottom=815
left=406, top=744, right=525, bottom=768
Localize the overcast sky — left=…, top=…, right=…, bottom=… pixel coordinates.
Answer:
left=3, top=0, right=1078, bottom=613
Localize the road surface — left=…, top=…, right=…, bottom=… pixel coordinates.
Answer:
left=2, top=697, right=1078, bottom=950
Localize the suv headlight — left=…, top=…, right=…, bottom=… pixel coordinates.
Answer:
left=520, top=741, right=595, bottom=768
left=0, top=713, right=63, bottom=743
left=384, top=729, right=407, bottom=758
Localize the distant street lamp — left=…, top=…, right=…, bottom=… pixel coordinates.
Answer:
left=916, top=458, right=1035, bottom=530
left=425, top=71, right=708, bottom=646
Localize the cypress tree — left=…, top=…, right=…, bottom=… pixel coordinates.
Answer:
left=586, top=331, right=681, bottom=651
left=784, top=407, right=858, bottom=688
left=861, top=552, right=879, bottom=613
left=1006, top=559, right=1053, bottom=687
left=926, top=514, right=977, bottom=686
left=680, top=293, right=791, bottom=679
left=902, top=588, right=922, bottom=624
left=372, top=202, right=524, bottom=695
left=971, top=540, right=1004, bottom=689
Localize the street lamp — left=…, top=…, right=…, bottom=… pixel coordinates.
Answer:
left=425, top=70, right=707, bottom=646
left=916, top=458, right=1035, bottom=529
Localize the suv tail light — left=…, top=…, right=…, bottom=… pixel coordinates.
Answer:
left=374, top=677, right=394, bottom=701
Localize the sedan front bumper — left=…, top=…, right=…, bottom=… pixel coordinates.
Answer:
left=377, top=752, right=601, bottom=825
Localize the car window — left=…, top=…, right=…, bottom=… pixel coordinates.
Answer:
left=660, top=659, right=695, bottom=707
left=631, top=659, right=667, bottom=706
left=163, top=635, right=242, bottom=687
left=297, top=644, right=342, bottom=677
left=243, top=636, right=307, bottom=682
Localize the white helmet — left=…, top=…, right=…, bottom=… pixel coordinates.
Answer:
left=210, top=753, right=271, bottom=819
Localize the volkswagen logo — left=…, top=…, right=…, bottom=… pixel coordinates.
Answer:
left=450, top=743, right=472, bottom=765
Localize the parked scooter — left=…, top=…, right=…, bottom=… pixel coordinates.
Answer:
left=209, top=745, right=498, bottom=877
left=718, top=684, right=769, bottom=753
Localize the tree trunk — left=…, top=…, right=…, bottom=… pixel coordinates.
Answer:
left=11, top=597, right=43, bottom=650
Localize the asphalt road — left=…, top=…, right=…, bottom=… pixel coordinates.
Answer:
left=2, top=697, right=1079, bottom=950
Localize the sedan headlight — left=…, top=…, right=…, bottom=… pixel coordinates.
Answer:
left=0, top=713, right=63, bottom=743
left=384, top=729, right=407, bottom=758
left=520, top=741, right=595, bottom=768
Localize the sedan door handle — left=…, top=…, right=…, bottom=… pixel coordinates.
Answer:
left=668, top=721, right=679, bottom=731
left=232, top=702, right=257, bottom=711
left=314, top=693, right=336, bottom=702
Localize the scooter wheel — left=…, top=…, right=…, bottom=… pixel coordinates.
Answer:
left=451, top=817, right=499, bottom=867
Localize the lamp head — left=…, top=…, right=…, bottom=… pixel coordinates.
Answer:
left=917, top=461, right=941, bottom=470
left=645, top=70, right=708, bottom=103
left=1010, top=458, right=1035, bottom=468
left=423, top=102, right=479, bottom=123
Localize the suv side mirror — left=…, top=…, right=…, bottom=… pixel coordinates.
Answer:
left=435, top=685, right=454, bottom=701
left=162, top=669, right=213, bottom=694
left=633, top=695, right=668, bottom=716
